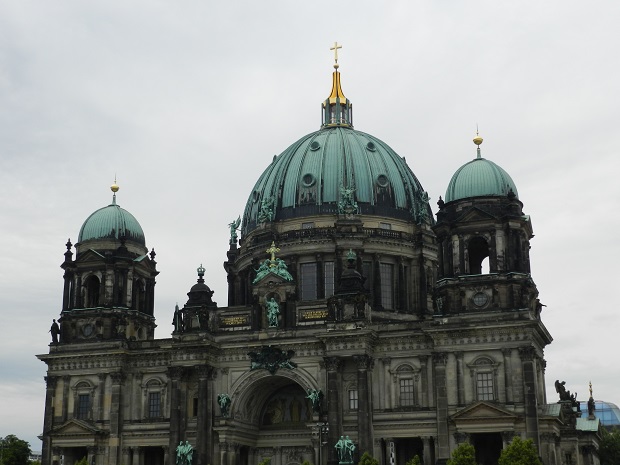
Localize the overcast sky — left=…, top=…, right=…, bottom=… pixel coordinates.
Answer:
left=1, top=0, right=618, bottom=450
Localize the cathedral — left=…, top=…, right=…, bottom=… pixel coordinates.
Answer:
left=38, top=48, right=601, bottom=465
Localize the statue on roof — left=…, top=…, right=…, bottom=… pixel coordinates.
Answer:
left=228, top=216, right=241, bottom=245
left=49, top=319, right=60, bottom=344
left=252, top=243, right=293, bottom=284
left=258, top=196, right=275, bottom=223
left=338, top=185, right=358, bottom=215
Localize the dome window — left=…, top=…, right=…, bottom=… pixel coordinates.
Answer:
left=376, top=175, right=389, bottom=188
left=301, top=174, right=316, bottom=187
left=366, top=141, right=376, bottom=152
left=310, top=141, right=321, bottom=151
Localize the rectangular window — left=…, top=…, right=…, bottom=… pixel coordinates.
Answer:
left=148, top=392, right=161, bottom=418
left=399, top=379, right=414, bottom=407
left=362, top=261, right=372, bottom=291
left=301, top=263, right=318, bottom=300
left=76, top=394, right=89, bottom=419
left=324, top=261, right=335, bottom=298
left=349, top=389, right=359, bottom=410
left=302, top=222, right=315, bottom=229
left=380, top=263, right=394, bottom=309
left=379, top=222, right=392, bottom=230
left=476, top=373, right=494, bottom=401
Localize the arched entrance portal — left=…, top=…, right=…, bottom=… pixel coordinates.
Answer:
left=219, top=373, right=319, bottom=465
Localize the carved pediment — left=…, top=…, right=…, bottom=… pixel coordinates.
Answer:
left=451, top=401, right=519, bottom=432
left=454, top=206, right=498, bottom=224
left=75, top=248, right=105, bottom=263
left=51, top=419, right=106, bottom=438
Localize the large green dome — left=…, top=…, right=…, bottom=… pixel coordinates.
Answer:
left=445, top=155, right=519, bottom=203
left=78, top=195, right=145, bottom=245
left=241, top=126, right=431, bottom=235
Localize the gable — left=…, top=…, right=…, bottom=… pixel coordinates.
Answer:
left=454, top=206, right=498, bottom=224
left=451, top=401, right=520, bottom=433
left=51, top=419, right=106, bottom=438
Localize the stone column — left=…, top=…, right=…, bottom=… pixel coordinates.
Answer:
left=168, top=367, right=184, bottom=465
left=97, top=373, right=106, bottom=421
left=324, top=356, right=342, bottom=465
left=196, top=365, right=214, bottom=465
left=384, top=438, right=394, bottom=465
left=501, top=348, right=514, bottom=404
left=433, top=352, right=450, bottom=463
left=163, top=446, right=169, bottom=465
left=121, top=447, right=131, bottom=465
left=42, top=376, right=58, bottom=465
left=109, top=371, right=125, bottom=464
left=61, top=375, right=70, bottom=422
left=381, top=358, right=391, bottom=409
left=354, top=355, right=373, bottom=454
left=419, top=356, right=429, bottom=407
left=501, top=431, right=516, bottom=449
left=422, top=437, right=432, bottom=465
left=454, top=352, right=464, bottom=406
left=518, top=347, right=540, bottom=452
left=219, top=443, right=228, bottom=465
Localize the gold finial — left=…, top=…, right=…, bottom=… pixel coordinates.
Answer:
left=473, top=125, right=483, bottom=146
left=330, top=41, right=342, bottom=69
left=111, top=175, right=119, bottom=193
left=266, top=241, right=280, bottom=267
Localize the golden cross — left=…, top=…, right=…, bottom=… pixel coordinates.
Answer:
left=266, top=241, right=280, bottom=263
left=330, top=41, right=342, bottom=64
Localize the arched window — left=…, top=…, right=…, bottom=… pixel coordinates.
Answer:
left=133, top=279, right=146, bottom=312
left=84, top=275, right=100, bottom=308
left=468, top=237, right=490, bottom=275
left=467, top=356, right=500, bottom=402
left=72, top=380, right=95, bottom=420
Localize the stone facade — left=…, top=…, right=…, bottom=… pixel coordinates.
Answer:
left=38, top=69, right=601, bottom=465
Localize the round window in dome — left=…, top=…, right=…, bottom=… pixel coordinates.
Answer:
left=366, top=141, right=376, bottom=152
left=473, top=292, right=489, bottom=307
left=377, top=174, right=389, bottom=188
left=310, top=141, right=321, bottom=151
left=302, top=174, right=316, bottom=187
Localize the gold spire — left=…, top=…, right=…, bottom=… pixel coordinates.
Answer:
left=473, top=127, right=483, bottom=159
left=111, top=177, right=119, bottom=205
left=322, top=42, right=352, bottom=128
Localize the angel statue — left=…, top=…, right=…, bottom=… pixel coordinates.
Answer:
left=228, top=216, right=241, bottom=245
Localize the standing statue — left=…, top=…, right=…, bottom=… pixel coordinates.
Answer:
left=266, top=298, right=280, bottom=327
left=228, top=216, right=241, bottom=245
left=172, top=304, right=183, bottom=333
left=49, top=319, right=61, bottom=344
left=218, top=393, right=231, bottom=417
left=335, top=436, right=356, bottom=464
left=306, top=389, right=323, bottom=413
left=176, top=440, right=193, bottom=465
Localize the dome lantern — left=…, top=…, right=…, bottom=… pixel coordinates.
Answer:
left=322, top=42, right=353, bottom=128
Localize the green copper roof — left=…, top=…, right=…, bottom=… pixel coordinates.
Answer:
left=78, top=198, right=145, bottom=245
left=242, top=126, right=431, bottom=235
left=445, top=156, right=519, bottom=203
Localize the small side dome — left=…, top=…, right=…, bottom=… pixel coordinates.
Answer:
left=444, top=134, right=519, bottom=203
left=77, top=184, right=146, bottom=245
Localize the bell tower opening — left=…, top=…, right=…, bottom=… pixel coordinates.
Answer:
left=468, top=236, right=490, bottom=274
